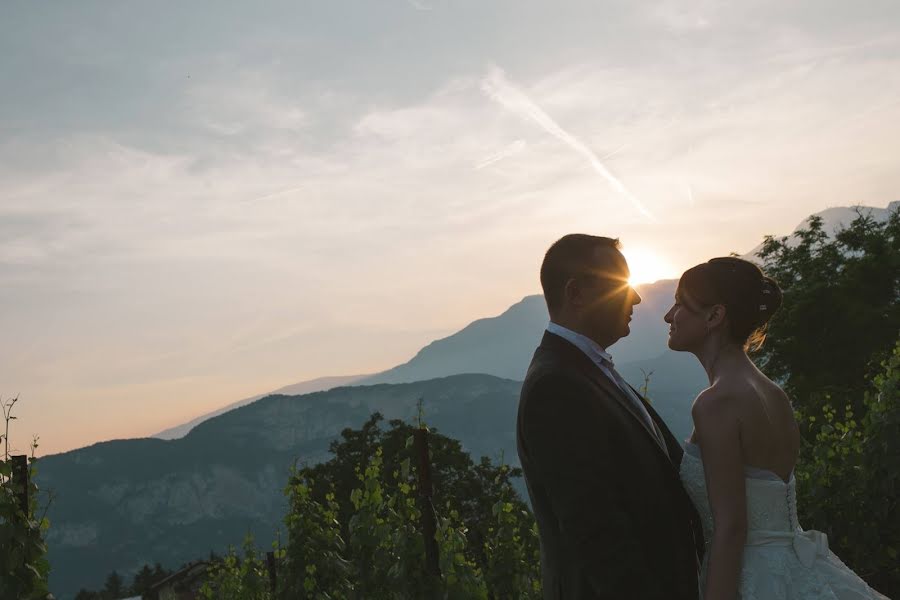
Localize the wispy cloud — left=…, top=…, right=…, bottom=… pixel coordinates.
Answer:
left=481, top=65, right=657, bottom=221
left=475, top=139, right=526, bottom=169
left=185, top=73, right=308, bottom=136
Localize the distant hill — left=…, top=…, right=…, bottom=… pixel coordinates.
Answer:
left=354, top=279, right=706, bottom=441
left=152, top=374, right=369, bottom=439
left=360, top=278, right=682, bottom=386
left=150, top=201, right=897, bottom=441
left=152, top=279, right=690, bottom=440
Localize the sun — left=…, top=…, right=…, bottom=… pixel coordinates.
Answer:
left=621, top=247, right=678, bottom=286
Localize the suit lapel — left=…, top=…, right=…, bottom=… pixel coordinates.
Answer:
left=629, top=383, right=686, bottom=463
left=540, top=332, right=673, bottom=462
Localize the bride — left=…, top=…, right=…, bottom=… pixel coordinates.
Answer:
left=664, top=257, right=889, bottom=600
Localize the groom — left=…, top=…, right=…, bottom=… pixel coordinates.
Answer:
left=517, top=234, right=704, bottom=599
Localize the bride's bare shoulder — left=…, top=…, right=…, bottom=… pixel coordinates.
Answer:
left=691, top=384, right=742, bottom=424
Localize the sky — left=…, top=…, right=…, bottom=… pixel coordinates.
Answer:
left=1, top=1, right=898, bottom=456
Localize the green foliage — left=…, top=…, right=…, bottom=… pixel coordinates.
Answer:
left=345, top=446, right=424, bottom=598
left=755, top=208, right=900, bottom=596
left=481, top=464, right=542, bottom=599
left=0, top=396, right=52, bottom=600
left=863, top=340, right=900, bottom=588
left=796, top=338, right=900, bottom=596
left=203, top=413, right=540, bottom=599
left=299, top=414, right=533, bottom=572
left=756, top=208, right=900, bottom=414
left=200, top=535, right=273, bottom=600
left=291, top=413, right=539, bottom=598
left=433, top=504, right=488, bottom=600
left=278, top=474, right=352, bottom=599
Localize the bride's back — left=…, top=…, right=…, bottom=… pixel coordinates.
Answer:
left=731, top=371, right=800, bottom=483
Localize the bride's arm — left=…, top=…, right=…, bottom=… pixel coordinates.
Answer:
left=693, top=389, right=747, bottom=600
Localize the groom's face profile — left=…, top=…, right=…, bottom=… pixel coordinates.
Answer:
left=564, top=246, right=641, bottom=348
left=542, top=235, right=642, bottom=348
left=580, top=247, right=641, bottom=344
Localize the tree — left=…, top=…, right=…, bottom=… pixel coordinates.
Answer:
left=272, top=412, right=539, bottom=598
left=102, top=570, right=124, bottom=599
left=859, top=337, right=900, bottom=594
left=755, top=208, right=900, bottom=416
left=278, top=474, right=352, bottom=599
left=755, top=208, right=900, bottom=596
left=152, top=561, right=170, bottom=582
left=199, top=536, right=273, bottom=600
left=297, top=413, right=535, bottom=573
left=0, top=396, right=52, bottom=600
left=129, top=561, right=173, bottom=596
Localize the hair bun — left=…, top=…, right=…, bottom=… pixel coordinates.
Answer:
left=678, top=257, right=783, bottom=351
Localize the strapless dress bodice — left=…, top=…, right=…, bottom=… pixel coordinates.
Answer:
left=680, top=441, right=799, bottom=541
left=678, top=442, right=889, bottom=599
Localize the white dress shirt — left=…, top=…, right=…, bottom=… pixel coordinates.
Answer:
left=546, top=321, right=663, bottom=444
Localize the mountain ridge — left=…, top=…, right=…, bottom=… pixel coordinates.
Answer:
left=148, top=201, right=896, bottom=441
left=152, top=373, right=370, bottom=439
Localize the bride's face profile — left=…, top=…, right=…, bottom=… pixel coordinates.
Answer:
left=664, top=289, right=711, bottom=352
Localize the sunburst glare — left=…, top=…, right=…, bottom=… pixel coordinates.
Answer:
left=621, top=247, right=678, bottom=286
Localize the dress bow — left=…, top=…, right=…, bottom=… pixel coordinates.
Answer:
left=792, top=529, right=829, bottom=568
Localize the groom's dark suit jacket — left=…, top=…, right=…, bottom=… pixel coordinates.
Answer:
left=517, top=331, right=705, bottom=600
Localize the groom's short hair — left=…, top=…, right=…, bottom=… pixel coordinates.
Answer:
left=540, top=234, right=621, bottom=315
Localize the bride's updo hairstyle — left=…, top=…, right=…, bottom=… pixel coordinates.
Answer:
left=677, top=257, right=783, bottom=351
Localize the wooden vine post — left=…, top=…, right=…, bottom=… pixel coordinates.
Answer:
left=414, top=427, right=441, bottom=583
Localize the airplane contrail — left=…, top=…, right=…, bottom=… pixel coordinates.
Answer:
left=481, top=65, right=656, bottom=221
left=475, top=139, right=527, bottom=170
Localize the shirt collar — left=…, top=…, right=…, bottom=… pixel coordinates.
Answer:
left=546, top=321, right=614, bottom=368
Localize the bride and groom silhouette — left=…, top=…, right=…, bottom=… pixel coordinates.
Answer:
left=516, top=234, right=889, bottom=600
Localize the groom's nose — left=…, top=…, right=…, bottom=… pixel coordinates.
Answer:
left=629, top=287, right=642, bottom=306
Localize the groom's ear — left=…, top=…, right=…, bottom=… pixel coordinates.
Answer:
left=564, top=277, right=583, bottom=307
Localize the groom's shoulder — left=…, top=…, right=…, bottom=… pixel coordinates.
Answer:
left=523, top=351, right=588, bottom=395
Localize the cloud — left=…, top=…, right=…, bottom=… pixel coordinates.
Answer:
left=481, top=65, right=657, bottom=221
left=3, top=0, right=900, bottom=453
left=185, top=73, right=309, bottom=136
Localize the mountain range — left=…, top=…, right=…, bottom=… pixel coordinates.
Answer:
left=37, top=201, right=897, bottom=598
left=154, top=201, right=898, bottom=440
left=153, top=277, right=703, bottom=441
left=153, top=374, right=369, bottom=440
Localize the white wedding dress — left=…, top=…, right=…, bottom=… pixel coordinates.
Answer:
left=679, top=442, right=890, bottom=599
